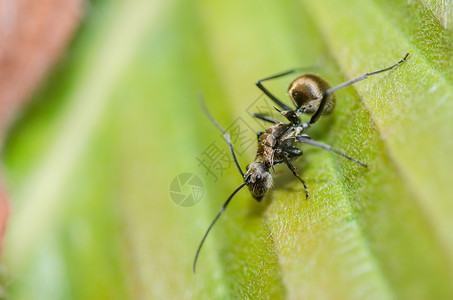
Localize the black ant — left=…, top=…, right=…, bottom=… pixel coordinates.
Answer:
left=194, top=53, right=410, bottom=273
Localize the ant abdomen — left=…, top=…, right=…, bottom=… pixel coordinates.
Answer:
left=288, top=74, right=335, bottom=115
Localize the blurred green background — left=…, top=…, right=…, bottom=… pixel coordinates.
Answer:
left=2, top=0, right=453, bottom=299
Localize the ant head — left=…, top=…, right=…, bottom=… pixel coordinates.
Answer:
left=244, top=162, right=273, bottom=201
left=288, top=74, right=335, bottom=115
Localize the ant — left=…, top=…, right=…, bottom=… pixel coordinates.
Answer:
left=194, top=53, right=409, bottom=273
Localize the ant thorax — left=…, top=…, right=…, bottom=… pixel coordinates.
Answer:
left=244, top=122, right=307, bottom=200
left=256, top=122, right=306, bottom=167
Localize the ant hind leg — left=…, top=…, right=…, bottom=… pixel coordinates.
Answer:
left=256, top=69, right=298, bottom=111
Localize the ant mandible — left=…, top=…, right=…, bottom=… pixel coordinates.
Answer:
left=194, top=53, right=410, bottom=273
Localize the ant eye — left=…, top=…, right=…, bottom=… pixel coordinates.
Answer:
left=256, top=174, right=262, bottom=180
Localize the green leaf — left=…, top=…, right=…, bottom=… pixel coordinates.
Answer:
left=2, top=0, right=453, bottom=299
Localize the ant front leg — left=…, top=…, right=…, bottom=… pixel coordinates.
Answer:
left=282, top=145, right=303, bottom=159
left=284, top=154, right=309, bottom=199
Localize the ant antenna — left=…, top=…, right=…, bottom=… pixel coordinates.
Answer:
left=193, top=182, right=247, bottom=273
left=309, top=53, right=410, bottom=125
left=199, top=94, right=244, bottom=177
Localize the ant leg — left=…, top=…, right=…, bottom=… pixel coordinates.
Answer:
left=309, top=53, right=410, bottom=125
left=256, top=69, right=298, bottom=111
left=282, top=146, right=303, bottom=158
left=284, top=155, right=309, bottom=199
left=199, top=94, right=244, bottom=177
left=253, top=113, right=281, bottom=124
left=296, top=135, right=368, bottom=168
